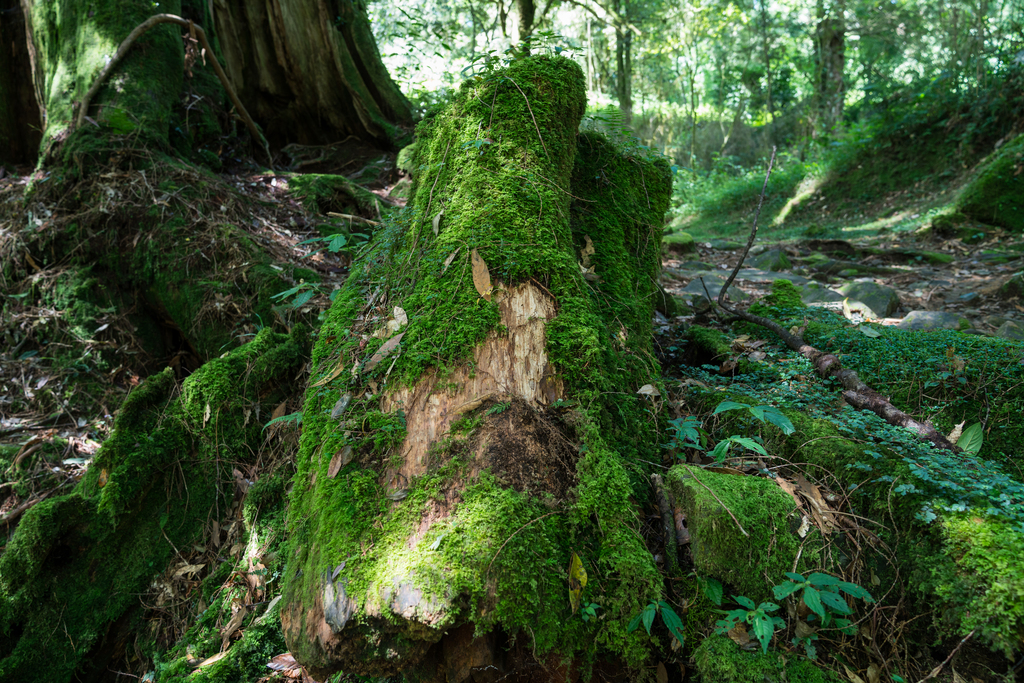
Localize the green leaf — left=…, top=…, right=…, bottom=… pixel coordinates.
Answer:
left=713, top=400, right=748, bottom=415
left=807, top=573, right=840, bottom=588
left=750, top=612, right=776, bottom=654
left=818, top=590, right=852, bottom=615
left=772, top=581, right=803, bottom=600
left=701, top=577, right=724, bottom=606
left=802, top=587, right=827, bottom=623
left=762, top=408, right=795, bottom=435
left=641, top=603, right=657, bottom=634
left=627, top=613, right=642, bottom=633
left=291, top=290, right=315, bottom=308
left=734, top=595, right=755, bottom=610
left=729, top=436, right=768, bottom=456
left=271, top=284, right=306, bottom=300
left=660, top=605, right=686, bottom=646
left=834, top=581, right=874, bottom=602
left=957, top=422, right=984, bottom=455
left=710, top=440, right=732, bottom=462
left=328, top=233, right=348, bottom=252
left=784, top=572, right=806, bottom=583
left=262, top=411, right=303, bottom=431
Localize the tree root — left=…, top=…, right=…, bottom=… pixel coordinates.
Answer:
left=76, top=14, right=272, bottom=163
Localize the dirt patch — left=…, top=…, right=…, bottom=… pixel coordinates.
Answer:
left=469, top=398, right=578, bottom=499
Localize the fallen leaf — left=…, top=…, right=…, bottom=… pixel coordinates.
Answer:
left=637, top=384, right=660, bottom=398
left=173, top=563, right=206, bottom=579
left=387, top=489, right=408, bottom=501
left=327, top=446, right=353, bottom=478
left=866, top=663, right=880, bottom=683
left=726, top=623, right=751, bottom=647
left=774, top=477, right=804, bottom=510
left=568, top=552, right=587, bottom=613
left=196, top=651, right=228, bottom=669
left=393, top=306, right=408, bottom=327
left=471, top=249, right=493, bottom=301
left=442, top=248, right=460, bottom=274
left=947, top=420, right=965, bottom=443
left=792, top=473, right=838, bottom=533
left=656, top=662, right=668, bottom=683
left=363, top=332, right=404, bottom=374
left=220, top=603, right=248, bottom=650
left=267, top=653, right=300, bottom=673
left=858, top=325, right=881, bottom=338
left=454, top=392, right=496, bottom=415
left=432, top=209, right=444, bottom=236
left=748, top=350, right=766, bottom=361
left=580, top=235, right=596, bottom=268
left=331, top=394, right=352, bottom=420
left=842, top=665, right=866, bottom=683
left=311, top=358, right=347, bottom=387
left=271, top=400, right=286, bottom=421
left=203, top=403, right=212, bottom=427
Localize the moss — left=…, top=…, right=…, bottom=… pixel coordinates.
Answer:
left=663, top=231, right=696, bottom=253
left=958, top=133, right=1024, bottom=231
left=27, top=0, right=185, bottom=170
left=0, top=327, right=308, bottom=683
left=288, top=173, right=384, bottom=217
left=694, top=635, right=842, bottom=683
left=667, top=465, right=817, bottom=602
left=684, top=326, right=756, bottom=374
left=760, top=278, right=805, bottom=310
left=283, top=55, right=674, bottom=677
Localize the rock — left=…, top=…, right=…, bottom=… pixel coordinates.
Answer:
left=983, top=314, right=1010, bottom=328
left=996, top=321, right=1024, bottom=340
left=957, top=132, right=1024, bottom=231
left=709, top=239, right=744, bottom=250
left=800, top=282, right=843, bottom=304
left=663, top=231, right=696, bottom=254
left=679, top=260, right=714, bottom=271
left=396, top=141, right=419, bottom=174
left=837, top=281, right=900, bottom=317
left=749, top=249, right=791, bottom=272
left=682, top=275, right=748, bottom=302
left=1000, top=272, right=1024, bottom=299
left=736, top=269, right=809, bottom=285
left=896, top=311, right=967, bottom=331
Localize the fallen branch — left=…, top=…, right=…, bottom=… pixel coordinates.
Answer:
left=916, top=629, right=975, bottom=682
left=711, top=147, right=959, bottom=453
left=76, top=14, right=272, bottom=163
left=0, top=491, right=51, bottom=527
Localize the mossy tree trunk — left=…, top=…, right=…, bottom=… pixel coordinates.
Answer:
left=281, top=55, right=673, bottom=681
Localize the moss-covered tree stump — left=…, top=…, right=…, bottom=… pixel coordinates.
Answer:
left=281, top=56, right=673, bottom=680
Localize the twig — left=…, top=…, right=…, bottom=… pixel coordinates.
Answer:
left=76, top=14, right=272, bottom=163
left=915, top=629, right=975, bottom=682
left=505, top=78, right=551, bottom=162
left=326, top=212, right=380, bottom=226
left=487, top=510, right=563, bottom=574
left=686, top=469, right=748, bottom=537
left=718, top=146, right=776, bottom=311
left=0, top=490, right=52, bottom=527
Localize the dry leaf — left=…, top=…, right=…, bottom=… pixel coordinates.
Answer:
left=775, top=477, right=804, bottom=510
left=267, top=653, right=300, bottom=673
left=792, top=473, right=838, bottom=532
left=271, top=400, right=287, bottom=421
left=211, top=519, right=221, bottom=548
left=220, top=603, right=248, bottom=650
left=203, top=403, right=212, bottom=427
left=393, top=306, right=408, bottom=327
left=866, top=664, right=881, bottom=683
left=580, top=235, right=596, bottom=268
left=748, top=350, right=767, bottom=361
left=656, top=662, right=668, bottom=683
left=442, top=248, right=460, bottom=275
left=331, top=394, right=352, bottom=419
left=173, top=563, right=206, bottom=579
left=454, top=392, right=496, bottom=415
left=471, top=249, right=493, bottom=301
left=363, top=332, right=404, bottom=373
left=432, top=209, right=444, bottom=236
left=947, top=420, right=965, bottom=443
left=311, top=358, right=347, bottom=387
left=637, top=384, right=660, bottom=398
left=327, top=446, right=353, bottom=478
left=842, top=665, right=866, bottom=683
left=726, top=623, right=751, bottom=647
left=197, top=651, right=228, bottom=669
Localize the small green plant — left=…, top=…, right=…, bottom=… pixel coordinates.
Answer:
left=773, top=572, right=874, bottom=660
left=486, top=401, right=511, bottom=416
left=627, top=600, right=685, bottom=647
left=580, top=602, right=600, bottom=622
left=713, top=400, right=795, bottom=434
left=709, top=435, right=768, bottom=463
left=263, top=411, right=303, bottom=431
left=271, top=281, right=319, bottom=310
left=714, top=595, right=785, bottom=654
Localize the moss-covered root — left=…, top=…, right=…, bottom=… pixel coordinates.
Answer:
left=0, top=327, right=308, bottom=683
left=282, top=55, right=671, bottom=680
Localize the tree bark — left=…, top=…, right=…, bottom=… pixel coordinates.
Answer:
left=614, top=1, right=633, bottom=126
left=280, top=56, right=672, bottom=681
left=814, top=0, right=845, bottom=136
left=0, top=0, right=42, bottom=166
left=212, top=0, right=413, bottom=149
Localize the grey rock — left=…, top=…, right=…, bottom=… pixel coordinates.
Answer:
left=682, top=275, right=748, bottom=302
left=996, top=321, right=1024, bottom=340
left=896, top=311, right=966, bottom=331
left=801, top=283, right=844, bottom=304
left=837, top=281, right=901, bottom=317
left=749, top=249, right=791, bottom=272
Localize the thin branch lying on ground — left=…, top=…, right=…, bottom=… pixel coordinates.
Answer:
left=710, top=146, right=959, bottom=453
left=77, top=14, right=272, bottom=163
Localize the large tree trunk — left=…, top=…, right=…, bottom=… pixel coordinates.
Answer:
left=280, top=55, right=672, bottom=681
left=0, top=0, right=412, bottom=680
left=814, top=0, right=846, bottom=136
left=212, top=0, right=413, bottom=149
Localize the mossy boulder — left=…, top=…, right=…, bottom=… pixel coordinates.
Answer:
left=666, top=465, right=814, bottom=602
left=958, top=133, right=1024, bottom=232
left=750, top=248, right=791, bottom=272
left=663, top=230, right=696, bottom=254
left=836, top=281, right=900, bottom=317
